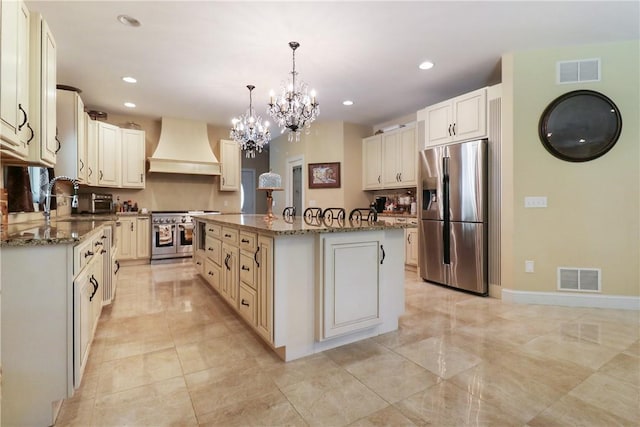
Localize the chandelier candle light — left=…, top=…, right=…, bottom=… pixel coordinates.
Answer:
left=268, top=41, right=320, bottom=142
left=230, top=85, right=271, bottom=158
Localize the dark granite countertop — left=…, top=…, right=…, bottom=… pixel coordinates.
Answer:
left=0, top=215, right=117, bottom=246
left=192, top=213, right=415, bottom=236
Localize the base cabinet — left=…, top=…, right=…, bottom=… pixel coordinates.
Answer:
left=406, top=228, right=418, bottom=267
left=116, top=216, right=150, bottom=261
left=318, top=231, right=384, bottom=340
left=256, top=235, right=274, bottom=343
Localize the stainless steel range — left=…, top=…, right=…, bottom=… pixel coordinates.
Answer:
left=151, top=211, right=219, bottom=262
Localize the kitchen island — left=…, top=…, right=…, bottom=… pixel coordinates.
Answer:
left=192, top=213, right=412, bottom=361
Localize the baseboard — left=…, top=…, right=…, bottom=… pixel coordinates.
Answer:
left=501, top=289, right=640, bottom=311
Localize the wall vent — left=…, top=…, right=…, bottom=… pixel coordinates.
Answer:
left=557, top=58, right=601, bottom=84
left=558, top=267, right=601, bottom=292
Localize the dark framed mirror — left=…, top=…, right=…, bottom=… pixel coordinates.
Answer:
left=538, top=90, right=622, bottom=162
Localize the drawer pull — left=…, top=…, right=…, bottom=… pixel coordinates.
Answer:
left=84, top=250, right=94, bottom=258
left=100, top=249, right=107, bottom=254
left=208, top=271, right=214, bottom=276
left=241, top=265, right=250, bottom=271
left=208, top=228, right=214, bottom=232
left=224, top=233, right=232, bottom=238
left=196, top=261, right=202, bottom=266
left=241, top=299, right=250, bottom=307
left=254, top=246, right=260, bottom=267
left=207, top=247, right=213, bottom=251
left=241, top=238, right=250, bottom=243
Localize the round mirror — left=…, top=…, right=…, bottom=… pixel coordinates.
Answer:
left=538, top=90, right=622, bottom=162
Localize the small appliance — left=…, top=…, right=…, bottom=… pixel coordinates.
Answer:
left=373, top=196, right=386, bottom=213
left=74, top=193, right=113, bottom=214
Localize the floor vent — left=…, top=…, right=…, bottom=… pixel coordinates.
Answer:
left=558, top=267, right=601, bottom=292
left=557, top=58, right=601, bottom=84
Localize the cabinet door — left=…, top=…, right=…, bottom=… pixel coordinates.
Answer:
left=86, top=116, right=98, bottom=186
left=55, top=90, right=86, bottom=182
left=452, top=88, right=486, bottom=142
left=319, top=231, right=383, bottom=340
left=362, top=135, right=383, bottom=190
left=37, top=16, right=57, bottom=165
left=219, top=139, right=240, bottom=191
left=74, top=273, right=92, bottom=387
left=0, top=0, right=30, bottom=156
left=98, top=122, right=121, bottom=187
left=425, top=100, right=453, bottom=147
left=121, top=129, right=146, bottom=188
left=221, top=243, right=239, bottom=306
left=117, top=218, right=136, bottom=260
left=91, top=253, right=103, bottom=327
left=382, top=132, right=400, bottom=187
left=76, top=94, right=87, bottom=182
left=136, top=217, right=150, bottom=259
left=405, top=228, right=418, bottom=267
left=256, top=236, right=274, bottom=343
left=398, top=126, right=417, bottom=186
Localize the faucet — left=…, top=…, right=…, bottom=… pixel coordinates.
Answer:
left=43, top=176, right=79, bottom=224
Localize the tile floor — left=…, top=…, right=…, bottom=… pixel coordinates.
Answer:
left=55, top=262, right=640, bottom=426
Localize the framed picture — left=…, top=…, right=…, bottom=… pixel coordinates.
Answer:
left=308, top=162, right=341, bottom=189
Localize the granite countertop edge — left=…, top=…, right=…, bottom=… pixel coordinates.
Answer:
left=1, top=214, right=118, bottom=247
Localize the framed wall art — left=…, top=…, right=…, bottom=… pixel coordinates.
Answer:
left=308, top=162, right=341, bottom=189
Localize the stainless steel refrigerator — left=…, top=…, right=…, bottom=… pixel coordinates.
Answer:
left=419, top=139, right=488, bottom=295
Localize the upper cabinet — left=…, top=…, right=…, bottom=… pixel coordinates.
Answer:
left=86, top=113, right=98, bottom=185
left=420, top=87, right=487, bottom=147
left=219, top=139, right=240, bottom=191
left=56, top=89, right=87, bottom=183
left=27, top=12, right=57, bottom=166
left=0, top=0, right=31, bottom=158
left=362, top=124, right=417, bottom=191
left=120, top=129, right=145, bottom=188
left=97, top=121, right=121, bottom=187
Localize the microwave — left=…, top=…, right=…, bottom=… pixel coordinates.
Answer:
left=74, top=193, right=113, bottom=214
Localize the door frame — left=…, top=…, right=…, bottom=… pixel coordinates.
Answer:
left=241, top=168, right=256, bottom=214
left=286, top=155, right=304, bottom=209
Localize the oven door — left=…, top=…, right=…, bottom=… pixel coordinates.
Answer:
left=177, top=222, right=194, bottom=255
left=152, top=223, right=177, bottom=257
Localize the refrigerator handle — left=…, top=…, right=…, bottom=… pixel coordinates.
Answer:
left=442, top=156, right=451, bottom=265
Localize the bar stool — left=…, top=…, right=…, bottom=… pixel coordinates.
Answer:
left=282, top=206, right=296, bottom=218
left=322, top=207, right=345, bottom=221
left=348, top=208, right=378, bottom=222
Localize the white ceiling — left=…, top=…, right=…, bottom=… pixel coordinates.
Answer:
left=26, top=1, right=639, bottom=130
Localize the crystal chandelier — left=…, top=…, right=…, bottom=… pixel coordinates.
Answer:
left=230, top=85, right=271, bottom=158
left=268, top=41, right=320, bottom=142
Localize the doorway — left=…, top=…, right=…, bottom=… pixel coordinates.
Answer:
left=241, top=169, right=256, bottom=214
left=286, top=155, right=304, bottom=214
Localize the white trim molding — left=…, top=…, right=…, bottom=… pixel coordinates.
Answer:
left=502, top=289, right=640, bottom=311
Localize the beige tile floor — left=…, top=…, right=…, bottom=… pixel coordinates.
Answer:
left=55, top=262, right=640, bottom=426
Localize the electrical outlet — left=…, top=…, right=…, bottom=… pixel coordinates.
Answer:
left=524, top=196, right=547, bottom=208
left=525, top=260, right=534, bottom=273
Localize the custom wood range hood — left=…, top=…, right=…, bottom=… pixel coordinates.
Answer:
left=147, top=117, right=221, bottom=175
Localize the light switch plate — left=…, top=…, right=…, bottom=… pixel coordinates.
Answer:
left=525, top=260, right=534, bottom=273
left=525, top=196, right=547, bottom=208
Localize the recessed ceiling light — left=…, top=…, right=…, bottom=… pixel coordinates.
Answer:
left=124, top=102, right=136, bottom=108
left=343, top=100, right=354, bottom=106
left=117, top=15, right=141, bottom=27
left=419, top=61, right=435, bottom=70
left=122, top=76, right=137, bottom=83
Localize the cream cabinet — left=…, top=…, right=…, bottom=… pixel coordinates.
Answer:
left=405, top=223, right=418, bottom=267
left=121, top=128, right=146, bottom=188
left=381, top=124, right=417, bottom=188
left=116, top=216, right=150, bottom=261
left=255, top=235, right=274, bottom=343
left=362, top=135, right=383, bottom=190
left=55, top=89, right=87, bottom=183
left=86, top=114, right=98, bottom=185
left=318, top=231, right=384, bottom=340
left=221, top=242, right=239, bottom=306
left=363, top=125, right=416, bottom=190
left=0, top=0, right=31, bottom=157
left=136, top=216, right=150, bottom=259
left=422, top=87, right=487, bottom=147
left=98, top=121, right=121, bottom=187
left=219, top=139, right=240, bottom=191
left=25, top=12, right=57, bottom=166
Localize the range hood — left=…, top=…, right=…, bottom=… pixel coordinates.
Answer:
left=148, top=117, right=221, bottom=175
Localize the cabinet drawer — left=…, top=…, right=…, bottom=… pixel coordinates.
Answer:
left=239, top=231, right=257, bottom=252
left=204, top=259, right=221, bottom=292
left=222, top=227, right=239, bottom=245
left=206, top=223, right=221, bottom=238
left=205, top=236, right=222, bottom=265
left=238, top=283, right=257, bottom=326
left=239, top=252, right=256, bottom=289
left=193, top=255, right=205, bottom=275
left=394, top=217, right=407, bottom=224
left=74, top=234, right=96, bottom=275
